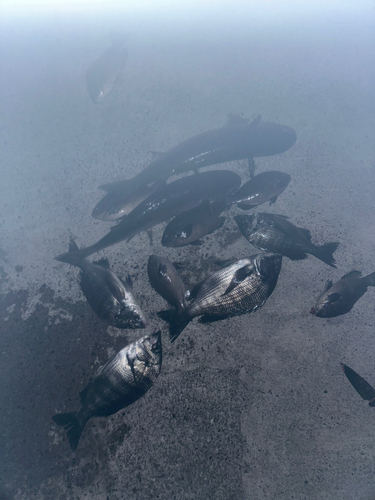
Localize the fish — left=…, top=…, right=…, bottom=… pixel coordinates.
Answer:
left=341, top=363, right=375, bottom=406
left=310, top=270, right=375, bottom=317
left=158, top=253, right=282, bottom=342
left=86, top=38, right=128, bottom=103
left=52, top=330, right=162, bottom=450
left=161, top=200, right=227, bottom=247
left=57, top=239, right=146, bottom=329
left=92, top=115, right=297, bottom=219
left=147, top=255, right=188, bottom=313
left=56, top=170, right=241, bottom=263
left=229, top=171, right=291, bottom=210
left=92, top=181, right=164, bottom=221
left=235, top=213, right=339, bottom=268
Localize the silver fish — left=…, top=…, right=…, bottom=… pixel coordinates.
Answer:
left=86, top=39, right=128, bottom=103
left=235, top=213, right=339, bottom=268
left=52, top=330, right=162, bottom=450
left=161, top=200, right=227, bottom=247
left=311, top=270, right=375, bottom=318
left=158, top=253, right=282, bottom=342
left=57, top=239, right=146, bottom=329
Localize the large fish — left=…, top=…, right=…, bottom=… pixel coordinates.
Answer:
left=161, top=200, right=227, bottom=247
left=158, top=253, right=282, bottom=342
left=310, top=270, right=375, bottom=318
left=86, top=38, right=128, bottom=103
left=235, top=213, right=339, bottom=268
left=147, top=255, right=189, bottom=313
left=56, top=239, right=146, bottom=328
left=92, top=115, right=297, bottom=220
left=229, top=171, right=291, bottom=210
left=52, top=330, right=162, bottom=450
left=56, top=170, right=241, bottom=263
left=341, top=363, right=375, bottom=406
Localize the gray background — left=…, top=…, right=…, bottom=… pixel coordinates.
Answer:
left=0, top=2, right=375, bottom=499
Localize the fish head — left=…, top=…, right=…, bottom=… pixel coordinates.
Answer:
left=89, top=82, right=113, bottom=103
left=234, top=214, right=259, bottom=237
left=254, top=252, right=282, bottom=283
left=138, top=330, right=163, bottom=374
left=162, top=221, right=194, bottom=247
left=267, top=171, right=292, bottom=195
left=310, top=291, right=343, bottom=318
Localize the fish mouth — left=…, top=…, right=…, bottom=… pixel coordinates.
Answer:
left=310, top=307, right=316, bottom=315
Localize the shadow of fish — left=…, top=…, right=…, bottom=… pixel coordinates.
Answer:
left=310, top=270, right=375, bottom=317
left=56, top=170, right=241, bottom=263
left=341, top=363, right=375, bottom=406
left=92, top=115, right=297, bottom=220
left=235, top=213, right=339, bottom=268
left=52, top=330, right=162, bottom=450
left=86, top=38, right=128, bottom=103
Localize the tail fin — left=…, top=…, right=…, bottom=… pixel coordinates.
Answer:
left=52, top=412, right=87, bottom=451
left=157, top=309, right=190, bottom=342
left=363, top=271, right=375, bottom=287
left=316, top=242, right=339, bottom=268
left=55, top=238, right=92, bottom=267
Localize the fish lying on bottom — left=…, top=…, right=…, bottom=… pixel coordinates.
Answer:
left=158, top=253, right=282, bottom=342
left=310, top=270, right=375, bottom=317
left=235, top=213, right=339, bottom=268
left=341, top=363, right=375, bottom=406
left=52, top=330, right=162, bottom=450
left=55, top=238, right=147, bottom=329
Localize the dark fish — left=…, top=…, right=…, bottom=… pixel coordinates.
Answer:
left=341, top=363, right=375, bottom=406
left=161, top=200, right=227, bottom=247
left=147, top=255, right=188, bottom=313
left=52, top=330, right=162, bottom=450
left=92, top=181, right=163, bottom=221
left=235, top=213, right=339, bottom=268
left=310, top=270, right=375, bottom=318
left=56, top=170, right=241, bottom=263
left=158, top=253, right=282, bottom=342
left=229, top=171, right=291, bottom=210
left=92, top=115, right=297, bottom=219
left=86, top=38, right=128, bottom=103
left=57, top=239, right=146, bottom=328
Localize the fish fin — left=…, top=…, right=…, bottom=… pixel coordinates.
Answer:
left=127, top=352, right=137, bottom=381
left=316, top=242, right=339, bottom=268
left=157, top=309, right=190, bottom=342
left=224, top=265, right=252, bottom=295
left=125, top=275, right=133, bottom=288
left=105, top=277, right=126, bottom=303
left=340, top=271, right=362, bottom=280
left=269, top=196, right=277, bottom=206
left=52, top=412, right=86, bottom=451
left=237, top=203, right=256, bottom=210
left=188, top=281, right=204, bottom=301
left=299, top=228, right=312, bottom=241
left=248, top=157, right=256, bottom=178
left=68, top=238, right=80, bottom=253
left=148, top=150, right=166, bottom=161
left=93, top=258, right=110, bottom=268
left=326, top=292, right=341, bottom=303
left=198, top=314, right=229, bottom=323
left=363, top=271, right=375, bottom=287
left=79, top=383, right=90, bottom=403
left=190, top=240, right=203, bottom=246
left=247, top=114, right=262, bottom=129
left=214, top=259, right=236, bottom=268
left=323, top=280, right=333, bottom=292
left=341, top=363, right=375, bottom=403
left=224, top=113, right=249, bottom=128
left=55, top=239, right=86, bottom=267
left=97, top=179, right=132, bottom=192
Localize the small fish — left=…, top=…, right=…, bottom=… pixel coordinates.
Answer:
left=86, top=38, right=128, bottom=103
left=56, top=239, right=146, bottom=329
left=229, top=171, right=291, bottom=210
left=56, top=170, right=241, bottom=263
left=158, top=253, right=282, bottom=342
left=161, top=200, right=227, bottom=247
left=147, top=255, right=188, bottom=312
left=52, top=330, right=162, bottom=450
left=310, top=270, right=375, bottom=317
left=235, top=213, right=339, bottom=268
left=341, top=363, right=375, bottom=406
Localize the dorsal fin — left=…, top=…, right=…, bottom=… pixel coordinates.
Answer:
left=224, top=113, right=249, bottom=128
left=341, top=270, right=362, bottom=280
left=93, top=258, right=110, bottom=268
left=323, top=280, right=333, bottom=292
left=299, top=227, right=312, bottom=241
left=246, top=114, right=262, bottom=130
left=105, top=277, right=125, bottom=302
left=79, top=382, right=90, bottom=403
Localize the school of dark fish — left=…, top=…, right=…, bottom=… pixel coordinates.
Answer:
left=50, top=40, right=373, bottom=451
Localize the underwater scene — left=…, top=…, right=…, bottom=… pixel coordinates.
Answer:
left=0, top=0, right=375, bottom=498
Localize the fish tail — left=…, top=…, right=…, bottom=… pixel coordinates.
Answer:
left=363, top=271, right=375, bottom=287
left=52, top=412, right=87, bottom=451
left=316, top=242, right=339, bottom=268
left=157, top=309, right=190, bottom=342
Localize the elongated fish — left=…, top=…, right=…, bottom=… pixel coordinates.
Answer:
left=147, top=255, right=188, bottom=313
left=92, top=115, right=297, bottom=220
left=161, top=200, right=227, bottom=247
left=235, top=213, right=339, bottom=268
left=56, top=170, right=241, bottom=263
left=310, top=270, right=375, bottom=317
left=158, top=253, right=282, bottom=342
left=229, top=171, right=291, bottom=210
left=341, top=363, right=375, bottom=406
left=86, top=38, right=128, bottom=103
left=52, top=330, right=162, bottom=450
left=58, top=239, right=146, bottom=328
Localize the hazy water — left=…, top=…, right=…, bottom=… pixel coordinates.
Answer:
left=0, top=2, right=375, bottom=499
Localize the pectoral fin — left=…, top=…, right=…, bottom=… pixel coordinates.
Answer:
left=341, top=363, right=375, bottom=404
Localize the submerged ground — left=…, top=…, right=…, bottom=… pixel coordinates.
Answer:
left=0, top=5, right=375, bottom=499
